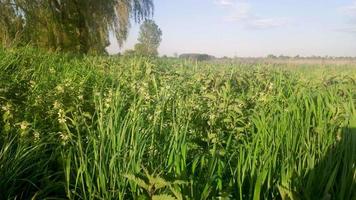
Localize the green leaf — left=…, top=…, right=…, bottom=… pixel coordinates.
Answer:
left=277, top=185, right=300, bottom=200
left=123, top=174, right=149, bottom=190
left=204, top=93, right=217, bottom=101
left=151, top=176, right=170, bottom=190
left=253, top=169, right=268, bottom=200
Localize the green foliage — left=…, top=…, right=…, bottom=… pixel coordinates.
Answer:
left=0, top=136, right=64, bottom=199
left=0, top=0, right=153, bottom=53
left=135, top=20, right=162, bottom=57
left=0, top=47, right=355, bottom=199
left=124, top=168, right=185, bottom=199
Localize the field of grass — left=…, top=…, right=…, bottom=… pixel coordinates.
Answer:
left=0, top=47, right=355, bottom=200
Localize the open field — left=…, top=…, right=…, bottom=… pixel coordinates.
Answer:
left=0, top=48, right=355, bottom=199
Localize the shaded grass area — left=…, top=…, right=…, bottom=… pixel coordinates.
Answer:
left=0, top=47, right=355, bottom=199
left=296, top=126, right=356, bottom=200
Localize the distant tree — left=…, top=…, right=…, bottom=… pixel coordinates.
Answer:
left=179, top=53, right=215, bottom=61
left=267, top=54, right=277, bottom=59
left=0, top=0, right=154, bottom=54
left=278, top=55, right=290, bottom=59
left=134, top=20, right=162, bottom=56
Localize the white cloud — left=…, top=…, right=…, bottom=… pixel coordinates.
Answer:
left=335, top=25, right=356, bottom=33
left=224, top=2, right=251, bottom=21
left=215, top=0, right=289, bottom=29
left=215, top=0, right=235, bottom=6
left=340, top=1, right=356, bottom=17
left=247, top=18, right=290, bottom=29
left=337, top=1, right=356, bottom=33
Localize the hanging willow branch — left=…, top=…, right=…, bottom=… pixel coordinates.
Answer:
left=0, top=0, right=153, bottom=54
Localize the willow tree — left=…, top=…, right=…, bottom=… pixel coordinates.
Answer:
left=0, top=0, right=153, bottom=54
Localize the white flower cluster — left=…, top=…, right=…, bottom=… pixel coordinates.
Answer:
left=58, top=109, right=67, bottom=124
left=104, top=90, right=113, bottom=108
left=1, top=102, right=11, bottom=112
left=59, top=131, right=70, bottom=145
left=20, top=121, right=30, bottom=130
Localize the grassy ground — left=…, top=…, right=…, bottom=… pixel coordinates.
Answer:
left=0, top=47, right=355, bottom=199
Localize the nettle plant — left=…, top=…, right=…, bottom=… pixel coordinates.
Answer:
left=124, top=168, right=186, bottom=200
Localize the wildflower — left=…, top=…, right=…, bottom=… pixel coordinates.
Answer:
left=33, top=131, right=40, bottom=141
left=49, top=68, right=56, bottom=74
left=53, top=100, right=61, bottom=109
left=58, top=117, right=67, bottom=124
left=64, top=79, right=71, bottom=87
left=58, top=109, right=66, bottom=124
left=210, top=114, right=216, bottom=121
left=58, top=109, right=64, bottom=117
left=104, top=97, right=112, bottom=109
left=268, top=83, right=274, bottom=90
left=29, top=80, right=36, bottom=88
left=105, top=97, right=112, bottom=104
left=142, top=82, right=148, bottom=88
left=59, top=132, right=69, bottom=145
left=20, top=121, right=30, bottom=130
left=85, top=136, right=89, bottom=144
left=336, top=133, right=342, bottom=141
left=1, top=103, right=11, bottom=112
left=59, top=132, right=69, bottom=140
left=56, top=85, right=64, bottom=93
left=259, top=92, right=267, bottom=102
left=148, top=115, right=153, bottom=121
left=107, top=89, right=113, bottom=97
left=78, top=95, right=84, bottom=100
left=33, top=95, right=42, bottom=106
left=208, top=132, right=218, bottom=143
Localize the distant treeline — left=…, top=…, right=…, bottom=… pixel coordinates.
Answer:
left=179, top=53, right=215, bottom=61
left=169, top=53, right=356, bottom=61
left=265, top=54, right=356, bottom=60
left=221, top=55, right=356, bottom=60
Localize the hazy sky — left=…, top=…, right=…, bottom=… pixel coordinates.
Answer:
left=107, top=0, right=356, bottom=57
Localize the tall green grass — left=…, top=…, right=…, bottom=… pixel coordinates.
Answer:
left=0, top=47, right=355, bottom=199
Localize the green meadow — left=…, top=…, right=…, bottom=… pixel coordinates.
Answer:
left=0, top=48, right=355, bottom=199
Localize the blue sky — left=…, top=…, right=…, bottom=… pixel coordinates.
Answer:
left=107, top=0, right=356, bottom=57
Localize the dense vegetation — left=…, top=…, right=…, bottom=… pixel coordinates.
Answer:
left=0, top=48, right=355, bottom=199
left=0, top=0, right=153, bottom=53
